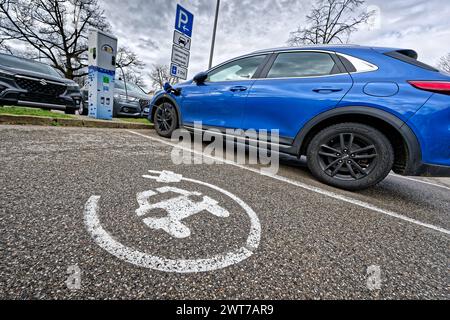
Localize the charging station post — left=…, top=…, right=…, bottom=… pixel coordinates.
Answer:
left=87, top=29, right=118, bottom=120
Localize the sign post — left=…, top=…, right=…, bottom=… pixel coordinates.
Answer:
left=170, top=4, right=194, bottom=80
left=87, top=29, right=117, bottom=120
left=209, top=0, right=220, bottom=69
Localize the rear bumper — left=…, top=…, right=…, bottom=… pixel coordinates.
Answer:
left=406, top=93, right=450, bottom=171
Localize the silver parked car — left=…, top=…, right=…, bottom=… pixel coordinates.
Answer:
left=80, top=80, right=151, bottom=117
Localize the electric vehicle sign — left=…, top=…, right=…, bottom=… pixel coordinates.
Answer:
left=173, top=30, right=191, bottom=50
left=171, top=4, right=194, bottom=80
left=175, top=4, right=194, bottom=38
left=84, top=170, right=261, bottom=273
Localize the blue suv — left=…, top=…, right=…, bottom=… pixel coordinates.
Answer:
left=149, top=45, right=450, bottom=190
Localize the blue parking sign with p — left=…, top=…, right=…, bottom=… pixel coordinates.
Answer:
left=175, top=4, right=194, bottom=38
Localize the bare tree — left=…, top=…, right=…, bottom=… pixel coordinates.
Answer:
left=0, top=0, right=108, bottom=79
left=288, top=0, right=375, bottom=46
left=148, top=64, right=178, bottom=91
left=119, top=69, right=145, bottom=88
left=0, top=0, right=143, bottom=81
left=0, top=37, right=13, bottom=54
left=115, top=46, right=146, bottom=87
left=116, top=46, right=144, bottom=70
left=437, top=53, right=450, bottom=73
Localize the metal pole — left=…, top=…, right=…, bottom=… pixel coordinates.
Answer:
left=119, top=65, right=128, bottom=99
left=208, top=0, right=220, bottom=69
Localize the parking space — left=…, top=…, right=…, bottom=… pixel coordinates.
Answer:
left=0, top=125, right=449, bottom=299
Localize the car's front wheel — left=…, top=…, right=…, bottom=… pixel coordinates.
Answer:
left=64, top=108, right=77, bottom=115
left=78, top=101, right=88, bottom=116
left=307, top=123, right=394, bottom=191
left=154, top=102, right=178, bottom=138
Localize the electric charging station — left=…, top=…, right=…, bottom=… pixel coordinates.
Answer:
left=87, top=29, right=118, bottom=120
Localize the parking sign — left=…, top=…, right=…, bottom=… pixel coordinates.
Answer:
left=173, top=30, right=191, bottom=50
left=171, top=4, right=194, bottom=80
left=170, top=63, right=188, bottom=80
left=175, top=4, right=194, bottom=38
left=171, top=45, right=190, bottom=68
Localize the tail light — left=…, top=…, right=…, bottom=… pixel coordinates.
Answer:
left=408, top=81, right=450, bottom=95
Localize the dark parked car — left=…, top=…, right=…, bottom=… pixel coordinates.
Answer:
left=80, top=80, right=151, bottom=117
left=0, top=53, right=82, bottom=114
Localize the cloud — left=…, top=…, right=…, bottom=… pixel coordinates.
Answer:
left=100, top=0, right=310, bottom=85
left=99, top=0, right=450, bottom=88
left=354, top=0, right=450, bottom=64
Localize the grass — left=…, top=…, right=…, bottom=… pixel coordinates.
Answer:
left=0, top=106, right=75, bottom=119
left=117, top=117, right=152, bottom=125
left=0, top=106, right=153, bottom=126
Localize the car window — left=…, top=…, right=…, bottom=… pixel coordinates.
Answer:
left=384, top=51, right=439, bottom=72
left=208, top=55, right=267, bottom=82
left=115, top=80, right=145, bottom=94
left=0, top=53, right=62, bottom=78
left=127, top=82, right=146, bottom=94
left=115, top=81, right=125, bottom=90
left=267, top=52, right=337, bottom=78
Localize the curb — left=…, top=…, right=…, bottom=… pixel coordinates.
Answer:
left=0, top=114, right=154, bottom=130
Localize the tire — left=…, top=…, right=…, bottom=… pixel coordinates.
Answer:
left=64, top=108, right=76, bottom=115
left=306, top=123, right=394, bottom=191
left=154, top=102, right=178, bottom=138
left=79, top=101, right=88, bottom=116
left=113, top=104, right=118, bottom=118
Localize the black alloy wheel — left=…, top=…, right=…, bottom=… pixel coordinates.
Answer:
left=154, top=102, right=178, bottom=138
left=307, top=123, right=394, bottom=190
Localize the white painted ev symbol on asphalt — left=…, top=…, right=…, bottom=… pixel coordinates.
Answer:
left=84, top=170, right=261, bottom=273
left=136, top=186, right=230, bottom=239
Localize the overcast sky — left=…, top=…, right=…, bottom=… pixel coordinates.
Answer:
left=99, top=0, right=450, bottom=88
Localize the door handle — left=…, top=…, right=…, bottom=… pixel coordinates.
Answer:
left=313, top=88, right=343, bottom=93
left=230, top=86, right=248, bottom=92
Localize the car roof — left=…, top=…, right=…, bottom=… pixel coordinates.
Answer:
left=0, top=52, right=53, bottom=68
left=0, top=52, right=73, bottom=82
left=251, top=45, right=403, bottom=54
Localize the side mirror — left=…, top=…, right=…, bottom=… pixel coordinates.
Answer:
left=193, top=72, right=208, bottom=84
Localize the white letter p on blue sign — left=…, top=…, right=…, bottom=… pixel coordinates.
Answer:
left=175, top=4, right=194, bottom=38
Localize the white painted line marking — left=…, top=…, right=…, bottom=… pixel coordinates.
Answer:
left=127, top=130, right=450, bottom=236
left=84, top=171, right=261, bottom=273
left=389, top=174, right=450, bottom=192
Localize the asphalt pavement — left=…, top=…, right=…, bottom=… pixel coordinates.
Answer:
left=0, top=125, right=449, bottom=299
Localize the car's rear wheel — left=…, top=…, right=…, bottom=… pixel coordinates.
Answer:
left=154, top=102, right=178, bottom=138
left=307, top=123, right=394, bottom=191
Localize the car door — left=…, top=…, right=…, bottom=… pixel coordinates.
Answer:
left=242, top=51, right=353, bottom=143
left=180, top=54, right=268, bottom=130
